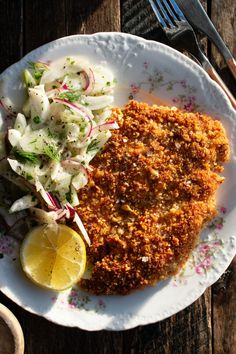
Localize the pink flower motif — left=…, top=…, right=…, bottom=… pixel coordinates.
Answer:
left=172, top=97, right=179, bottom=103
left=70, top=299, right=77, bottom=308
left=199, top=244, right=210, bottom=253
left=183, top=96, right=196, bottom=112
left=212, top=240, right=221, bottom=246
left=0, top=235, right=14, bottom=256
left=70, top=290, right=77, bottom=296
left=196, top=264, right=204, bottom=274
left=216, top=223, right=223, bottom=230
left=220, top=207, right=227, bottom=214
left=184, top=102, right=193, bottom=112
left=202, top=256, right=212, bottom=268
left=143, top=61, right=149, bottom=70
left=130, top=83, right=140, bottom=94
left=180, top=80, right=187, bottom=88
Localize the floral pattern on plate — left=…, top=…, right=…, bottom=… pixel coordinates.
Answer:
left=129, top=61, right=199, bottom=112
left=0, top=227, right=18, bottom=260
left=52, top=289, right=106, bottom=313
left=173, top=207, right=227, bottom=286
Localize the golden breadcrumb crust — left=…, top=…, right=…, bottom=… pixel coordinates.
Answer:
left=77, top=100, right=230, bottom=295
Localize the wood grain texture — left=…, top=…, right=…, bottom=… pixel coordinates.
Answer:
left=66, top=0, right=120, bottom=34
left=212, top=259, right=236, bottom=354
left=0, top=0, right=23, bottom=72
left=210, top=0, right=236, bottom=94
left=0, top=1, right=235, bottom=353
left=211, top=0, right=236, bottom=69
left=23, top=0, right=66, bottom=53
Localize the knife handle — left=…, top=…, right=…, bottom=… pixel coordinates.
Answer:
left=227, top=58, right=236, bottom=80
left=199, top=53, right=236, bottom=110
left=206, top=66, right=236, bottom=110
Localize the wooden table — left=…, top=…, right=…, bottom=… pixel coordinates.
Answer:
left=0, top=1, right=235, bottom=353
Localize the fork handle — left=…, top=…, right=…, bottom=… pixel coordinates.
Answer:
left=200, top=55, right=236, bottom=110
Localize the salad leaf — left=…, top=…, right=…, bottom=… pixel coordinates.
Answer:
left=44, top=144, right=60, bottom=161
left=28, top=62, right=47, bottom=81
left=33, top=116, right=41, bottom=124
left=13, top=148, right=40, bottom=165
left=87, top=139, right=99, bottom=153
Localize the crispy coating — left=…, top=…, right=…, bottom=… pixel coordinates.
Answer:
left=78, top=100, right=230, bottom=295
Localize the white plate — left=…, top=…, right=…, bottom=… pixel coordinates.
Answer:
left=0, top=33, right=235, bottom=331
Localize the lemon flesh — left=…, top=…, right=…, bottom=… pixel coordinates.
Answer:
left=20, top=224, right=86, bottom=291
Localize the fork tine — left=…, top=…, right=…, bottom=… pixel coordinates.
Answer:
left=149, top=0, right=167, bottom=28
left=149, top=0, right=174, bottom=28
left=155, top=0, right=175, bottom=26
left=161, top=0, right=179, bottom=22
left=167, top=0, right=186, bottom=20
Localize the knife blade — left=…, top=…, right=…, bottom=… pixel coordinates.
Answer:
left=176, top=0, right=236, bottom=79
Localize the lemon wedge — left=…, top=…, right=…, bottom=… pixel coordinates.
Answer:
left=20, top=224, right=86, bottom=291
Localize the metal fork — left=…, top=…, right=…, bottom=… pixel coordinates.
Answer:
left=149, top=0, right=236, bottom=109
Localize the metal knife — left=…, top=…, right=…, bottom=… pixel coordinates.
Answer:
left=176, top=0, right=236, bottom=79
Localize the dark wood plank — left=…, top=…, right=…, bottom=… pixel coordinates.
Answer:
left=120, top=291, right=212, bottom=354
left=0, top=0, right=23, bottom=72
left=23, top=0, right=66, bottom=54
left=210, top=0, right=236, bottom=94
left=211, top=0, right=236, bottom=69
left=212, top=259, right=236, bottom=354
left=66, top=0, right=120, bottom=34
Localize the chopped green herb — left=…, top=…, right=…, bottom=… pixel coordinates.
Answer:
left=13, top=148, right=40, bottom=165
left=106, top=81, right=111, bottom=86
left=52, top=85, right=57, bottom=89
left=33, top=115, right=41, bottom=124
left=87, top=139, right=99, bottom=153
left=44, top=145, right=60, bottom=161
left=47, top=128, right=58, bottom=139
left=80, top=125, right=86, bottom=133
left=65, top=191, right=71, bottom=203
left=29, top=139, right=37, bottom=144
left=59, top=91, right=81, bottom=102
left=28, top=62, right=47, bottom=82
left=26, top=173, right=33, bottom=180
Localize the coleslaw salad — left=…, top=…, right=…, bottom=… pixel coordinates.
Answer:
left=0, top=56, right=118, bottom=245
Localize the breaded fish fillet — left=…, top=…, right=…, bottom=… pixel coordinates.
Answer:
left=78, top=100, right=230, bottom=295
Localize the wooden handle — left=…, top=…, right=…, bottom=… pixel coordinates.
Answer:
left=227, top=58, right=236, bottom=80
left=206, top=66, right=236, bottom=110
